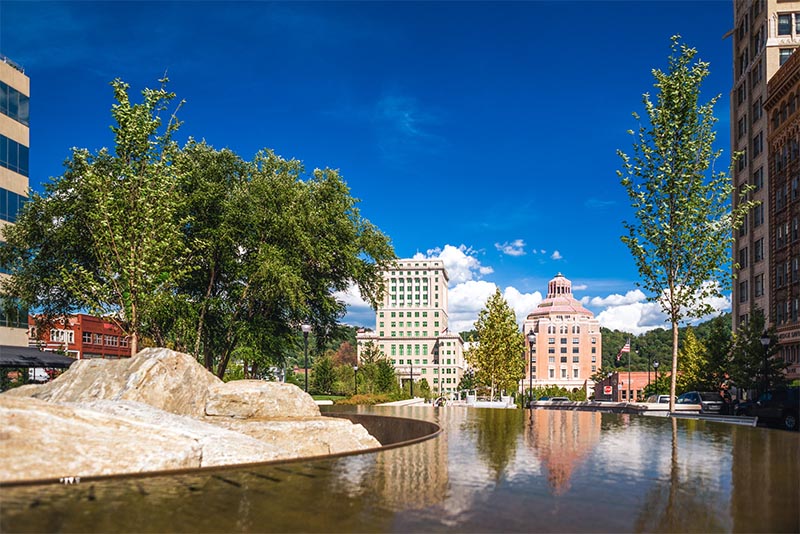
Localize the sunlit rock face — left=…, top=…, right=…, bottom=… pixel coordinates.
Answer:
left=205, top=380, right=320, bottom=419
left=0, top=348, right=379, bottom=483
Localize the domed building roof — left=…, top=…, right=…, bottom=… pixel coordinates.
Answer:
left=526, top=273, right=593, bottom=319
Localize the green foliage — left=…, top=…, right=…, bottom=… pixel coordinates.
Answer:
left=358, top=341, right=382, bottom=365
left=729, top=308, right=788, bottom=395
left=311, top=355, right=336, bottom=395
left=676, top=328, right=711, bottom=392
left=1, top=79, right=395, bottom=377
left=467, top=288, right=525, bottom=398
left=617, top=36, right=756, bottom=407
left=375, top=358, right=399, bottom=394
left=529, top=385, right=585, bottom=401
left=1, top=79, right=189, bottom=356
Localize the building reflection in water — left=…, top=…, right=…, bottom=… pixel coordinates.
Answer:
left=524, top=409, right=602, bottom=495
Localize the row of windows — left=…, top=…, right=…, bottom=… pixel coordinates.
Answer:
left=0, top=134, right=29, bottom=177
left=533, top=367, right=582, bottom=379
left=545, top=325, right=582, bottom=334
left=775, top=258, right=800, bottom=288
left=0, top=81, right=29, bottom=126
left=0, top=187, right=28, bottom=223
left=0, top=299, right=28, bottom=329
left=379, top=310, right=440, bottom=318
left=775, top=298, right=800, bottom=325
left=392, top=358, right=455, bottom=365
left=80, top=331, right=129, bottom=347
left=533, top=355, right=597, bottom=364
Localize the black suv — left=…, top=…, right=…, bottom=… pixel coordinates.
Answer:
left=743, top=387, right=799, bottom=431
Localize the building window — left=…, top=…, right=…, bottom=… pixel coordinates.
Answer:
left=739, top=280, right=749, bottom=303
left=755, top=273, right=764, bottom=297
left=739, top=247, right=749, bottom=269
left=94, top=333, right=102, bottom=345
left=754, top=204, right=764, bottom=227
left=754, top=238, right=764, bottom=262
left=561, top=368, right=567, bottom=379
left=753, top=166, right=763, bottom=191
left=780, top=48, right=794, bottom=66
left=82, top=331, right=92, bottom=344
left=549, top=368, right=555, bottom=379
left=753, top=97, right=762, bottom=121
left=778, top=13, right=793, bottom=36
left=560, top=355, right=567, bottom=363
left=753, top=131, right=763, bottom=157
left=737, top=83, right=746, bottom=105
left=572, top=346, right=579, bottom=354
left=573, top=368, right=579, bottom=379
left=572, top=355, right=580, bottom=363
left=738, top=116, right=747, bottom=139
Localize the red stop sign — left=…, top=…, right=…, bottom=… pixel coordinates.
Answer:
left=603, top=386, right=613, bottom=395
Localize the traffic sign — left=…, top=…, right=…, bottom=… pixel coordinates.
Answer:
left=603, top=385, right=613, bottom=395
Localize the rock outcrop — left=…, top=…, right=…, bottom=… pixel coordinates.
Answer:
left=0, top=348, right=380, bottom=483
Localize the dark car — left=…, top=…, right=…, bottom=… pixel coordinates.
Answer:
left=744, top=387, right=799, bottom=431
left=676, top=391, right=725, bottom=414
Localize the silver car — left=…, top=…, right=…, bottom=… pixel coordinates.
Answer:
left=676, top=391, right=725, bottom=413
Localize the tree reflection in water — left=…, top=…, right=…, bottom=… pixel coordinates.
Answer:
left=470, top=408, right=525, bottom=480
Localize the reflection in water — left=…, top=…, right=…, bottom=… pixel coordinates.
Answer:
left=525, top=410, right=601, bottom=495
left=1, top=407, right=798, bottom=533
left=470, top=408, right=524, bottom=480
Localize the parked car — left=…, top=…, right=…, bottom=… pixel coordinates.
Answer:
left=676, top=391, right=725, bottom=414
left=742, top=387, right=799, bottom=431
left=549, top=397, right=570, bottom=402
left=645, top=394, right=670, bottom=404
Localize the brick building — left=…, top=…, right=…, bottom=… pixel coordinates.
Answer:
left=28, top=314, right=131, bottom=360
left=593, top=371, right=657, bottom=402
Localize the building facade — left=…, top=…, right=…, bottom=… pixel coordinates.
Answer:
left=732, top=0, right=800, bottom=331
left=765, top=47, right=800, bottom=380
left=28, top=314, right=131, bottom=360
left=522, top=274, right=602, bottom=396
left=593, top=371, right=655, bottom=402
left=0, top=57, right=29, bottom=347
left=356, top=259, right=466, bottom=396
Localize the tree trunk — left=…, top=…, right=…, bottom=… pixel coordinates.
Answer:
left=195, top=262, right=216, bottom=366
left=669, top=318, right=678, bottom=412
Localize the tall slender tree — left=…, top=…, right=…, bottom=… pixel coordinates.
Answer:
left=467, top=288, right=524, bottom=400
left=618, top=36, right=755, bottom=410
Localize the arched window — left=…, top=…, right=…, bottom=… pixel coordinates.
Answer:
left=572, top=325, right=580, bottom=334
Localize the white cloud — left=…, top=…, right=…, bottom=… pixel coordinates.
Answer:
left=334, top=284, right=375, bottom=328
left=413, top=244, right=493, bottom=285
left=573, top=284, right=588, bottom=291
left=587, top=285, right=732, bottom=335
left=550, top=250, right=563, bottom=260
left=582, top=289, right=648, bottom=308
left=446, top=281, right=543, bottom=333
left=494, top=239, right=526, bottom=257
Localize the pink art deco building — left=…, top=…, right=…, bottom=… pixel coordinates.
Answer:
left=522, top=274, right=602, bottom=396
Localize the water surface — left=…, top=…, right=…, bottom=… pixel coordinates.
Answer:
left=2, top=406, right=798, bottom=533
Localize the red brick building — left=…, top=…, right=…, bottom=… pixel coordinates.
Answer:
left=594, top=371, right=658, bottom=402
left=28, top=314, right=131, bottom=360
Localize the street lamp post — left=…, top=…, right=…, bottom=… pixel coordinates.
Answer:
left=527, top=329, right=536, bottom=407
left=607, top=371, right=614, bottom=401
left=410, top=361, right=414, bottom=398
left=760, top=331, right=771, bottom=396
left=353, top=365, right=359, bottom=396
left=301, top=324, right=312, bottom=393
left=653, top=360, right=660, bottom=396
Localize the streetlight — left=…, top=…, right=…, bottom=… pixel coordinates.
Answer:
left=301, top=323, right=312, bottom=393
left=607, top=371, right=613, bottom=401
left=353, top=365, right=359, bottom=396
left=760, top=331, right=771, bottom=396
left=527, top=329, right=536, bottom=407
left=653, top=360, right=660, bottom=396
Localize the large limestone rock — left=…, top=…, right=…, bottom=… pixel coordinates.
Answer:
left=205, top=380, right=320, bottom=418
left=0, top=347, right=381, bottom=483
left=210, top=417, right=381, bottom=457
left=0, top=396, right=201, bottom=482
left=9, top=347, right=220, bottom=416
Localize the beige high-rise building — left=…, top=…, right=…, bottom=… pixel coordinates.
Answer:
left=732, top=0, right=800, bottom=331
left=522, top=274, right=602, bottom=396
left=356, top=258, right=466, bottom=396
left=0, top=56, right=29, bottom=347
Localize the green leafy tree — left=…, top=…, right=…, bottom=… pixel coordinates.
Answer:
left=467, top=288, right=525, bottom=399
left=702, top=314, right=733, bottom=388
left=1, top=79, right=189, bottom=356
left=358, top=340, right=383, bottom=365
left=374, top=358, right=398, bottom=394
left=676, top=328, right=708, bottom=393
left=729, top=308, right=787, bottom=396
left=311, top=355, right=336, bottom=395
left=618, top=36, right=755, bottom=409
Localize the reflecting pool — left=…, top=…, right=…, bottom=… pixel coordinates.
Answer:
left=2, top=406, right=798, bottom=533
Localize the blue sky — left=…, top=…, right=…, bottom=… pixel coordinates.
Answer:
left=1, top=1, right=735, bottom=334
